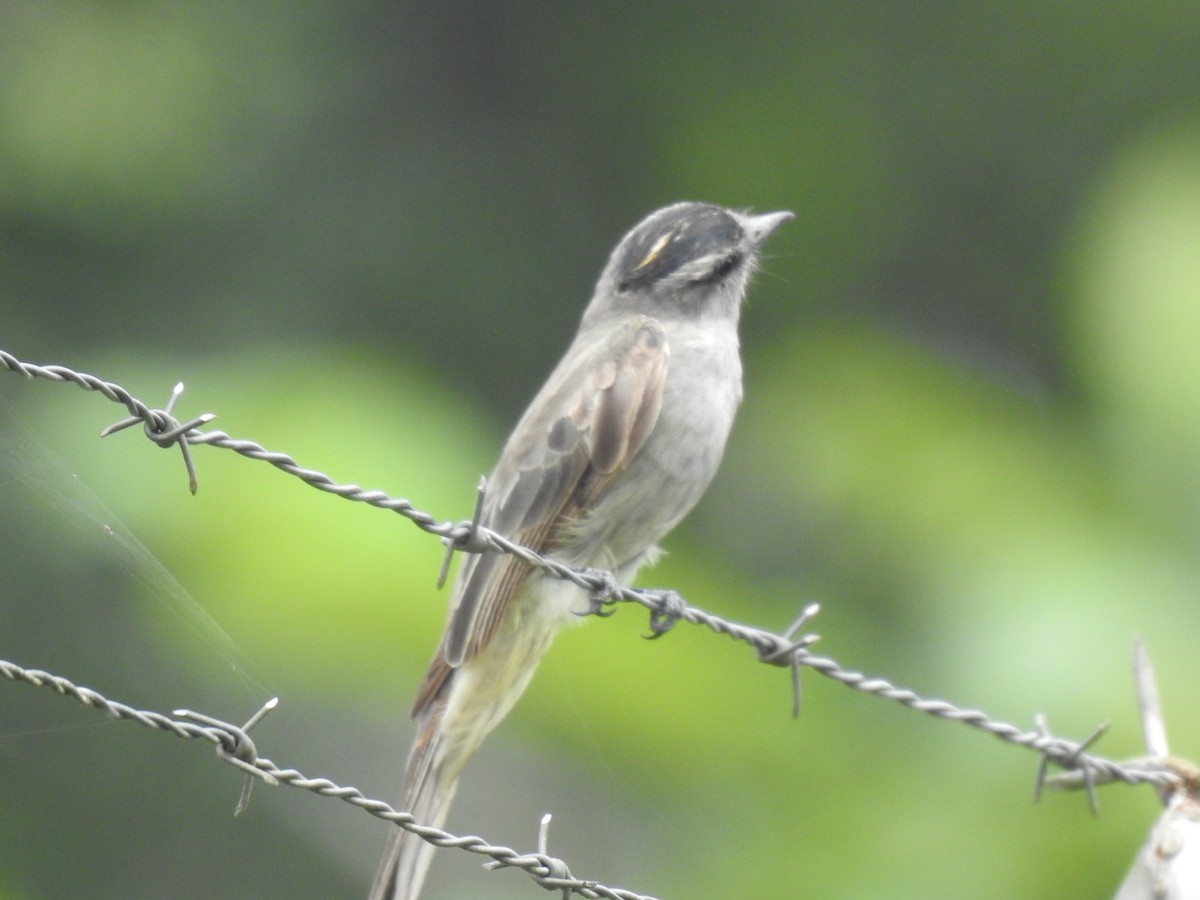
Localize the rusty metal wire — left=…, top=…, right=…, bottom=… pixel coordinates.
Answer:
left=0, top=656, right=656, bottom=900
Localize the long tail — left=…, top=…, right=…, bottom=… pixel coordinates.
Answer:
left=370, top=575, right=569, bottom=898
left=369, top=701, right=458, bottom=900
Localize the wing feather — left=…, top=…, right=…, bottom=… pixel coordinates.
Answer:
left=411, top=316, right=668, bottom=716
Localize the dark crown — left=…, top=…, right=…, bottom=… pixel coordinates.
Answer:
left=616, top=203, right=744, bottom=292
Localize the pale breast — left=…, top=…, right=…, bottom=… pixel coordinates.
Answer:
left=560, top=322, right=743, bottom=570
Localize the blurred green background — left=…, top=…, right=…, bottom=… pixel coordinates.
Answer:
left=3, top=3, right=1200, bottom=898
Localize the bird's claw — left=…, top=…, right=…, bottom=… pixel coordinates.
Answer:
left=644, top=590, right=686, bottom=639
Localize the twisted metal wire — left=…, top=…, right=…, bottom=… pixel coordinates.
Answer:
left=0, top=348, right=1178, bottom=798
left=0, top=348, right=1177, bottom=791
left=0, top=656, right=655, bottom=900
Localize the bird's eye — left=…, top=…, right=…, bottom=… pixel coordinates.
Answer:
left=706, top=252, right=743, bottom=282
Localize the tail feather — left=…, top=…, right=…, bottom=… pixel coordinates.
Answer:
left=370, top=577, right=569, bottom=898
left=369, top=706, right=458, bottom=900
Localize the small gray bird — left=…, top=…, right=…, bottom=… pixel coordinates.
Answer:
left=370, top=201, right=791, bottom=900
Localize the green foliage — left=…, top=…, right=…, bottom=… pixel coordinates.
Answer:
left=4, top=3, right=1200, bottom=898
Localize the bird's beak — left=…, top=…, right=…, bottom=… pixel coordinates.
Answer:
left=745, top=210, right=794, bottom=246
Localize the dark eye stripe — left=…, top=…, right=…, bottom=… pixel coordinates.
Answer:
left=705, top=252, right=743, bottom=282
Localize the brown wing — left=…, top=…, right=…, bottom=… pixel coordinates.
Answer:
left=411, top=316, right=668, bottom=716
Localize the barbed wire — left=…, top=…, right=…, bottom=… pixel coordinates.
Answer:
left=0, top=348, right=1176, bottom=786
left=0, top=347, right=1186, bottom=893
left=0, top=655, right=656, bottom=900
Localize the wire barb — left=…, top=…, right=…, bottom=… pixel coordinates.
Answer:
left=175, top=697, right=281, bottom=814
left=100, top=381, right=215, bottom=494
left=1033, top=714, right=1110, bottom=813
left=483, top=813, right=578, bottom=899
left=1132, top=635, right=1170, bottom=768
left=755, top=604, right=822, bottom=717
left=437, top=476, right=491, bottom=589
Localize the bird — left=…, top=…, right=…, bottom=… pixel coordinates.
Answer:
left=370, top=201, right=792, bottom=899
